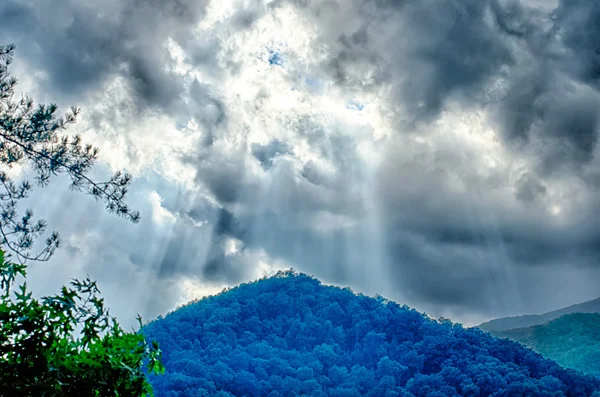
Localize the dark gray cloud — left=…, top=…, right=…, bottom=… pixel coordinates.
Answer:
left=226, top=0, right=600, bottom=318
left=251, top=140, right=294, bottom=169
left=0, top=0, right=211, bottom=109
left=371, top=134, right=600, bottom=317
left=392, top=0, right=513, bottom=120
left=514, top=172, right=547, bottom=203
left=188, top=79, right=228, bottom=147
left=293, top=0, right=515, bottom=119
left=285, top=0, right=600, bottom=175
left=184, top=149, right=260, bottom=205
left=5, top=0, right=600, bottom=327
left=553, top=0, right=600, bottom=85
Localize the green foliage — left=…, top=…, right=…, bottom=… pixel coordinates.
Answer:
left=0, top=43, right=164, bottom=395
left=0, top=248, right=164, bottom=395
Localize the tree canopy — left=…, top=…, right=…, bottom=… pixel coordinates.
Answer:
left=0, top=248, right=164, bottom=396
left=143, top=271, right=600, bottom=397
left=495, top=313, right=600, bottom=376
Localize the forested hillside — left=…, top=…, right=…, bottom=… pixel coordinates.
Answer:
left=493, top=313, right=600, bottom=376
left=143, top=271, right=600, bottom=396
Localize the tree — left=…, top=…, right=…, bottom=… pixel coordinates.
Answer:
left=0, top=249, right=164, bottom=396
left=0, top=43, right=139, bottom=264
left=0, top=44, right=163, bottom=396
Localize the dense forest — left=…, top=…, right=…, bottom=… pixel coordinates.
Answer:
left=493, top=313, right=600, bottom=377
left=143, top=271, right=600, bottom=396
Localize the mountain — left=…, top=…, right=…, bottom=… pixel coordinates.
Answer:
left=478, top=297, right=600, bottom=332
left=143, top=271, right=600, bottom=396
left=491, top=313, right=600, bottom=376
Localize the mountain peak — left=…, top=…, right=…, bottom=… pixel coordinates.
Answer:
left=143, top=273, right=600, bottom=396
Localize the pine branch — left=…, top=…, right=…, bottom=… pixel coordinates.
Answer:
left=0, top=129, right=140, bottom=223
left=0, top=43, right=139, bottom=264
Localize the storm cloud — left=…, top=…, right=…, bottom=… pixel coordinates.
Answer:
left=2, top=0, right=600, bottom=327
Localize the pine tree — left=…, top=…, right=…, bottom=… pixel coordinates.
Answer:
left=0, top=43, right=140, bottom=264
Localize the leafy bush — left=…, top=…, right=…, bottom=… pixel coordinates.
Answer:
left=0, top=248, right=164, bottom=396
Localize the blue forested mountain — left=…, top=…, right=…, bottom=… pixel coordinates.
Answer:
left=143, top=271, right=600, bottom=396
left=478, top=298, right=600, bottom=333
left=491, top=313, right=600, bottom=377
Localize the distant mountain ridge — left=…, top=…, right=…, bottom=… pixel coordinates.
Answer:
left=478, top=296, right=600, bottom=332
left=492, top=313, right=600, bottom=376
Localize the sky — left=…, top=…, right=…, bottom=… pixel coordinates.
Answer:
left=2, top=0, right=600, bottom=328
